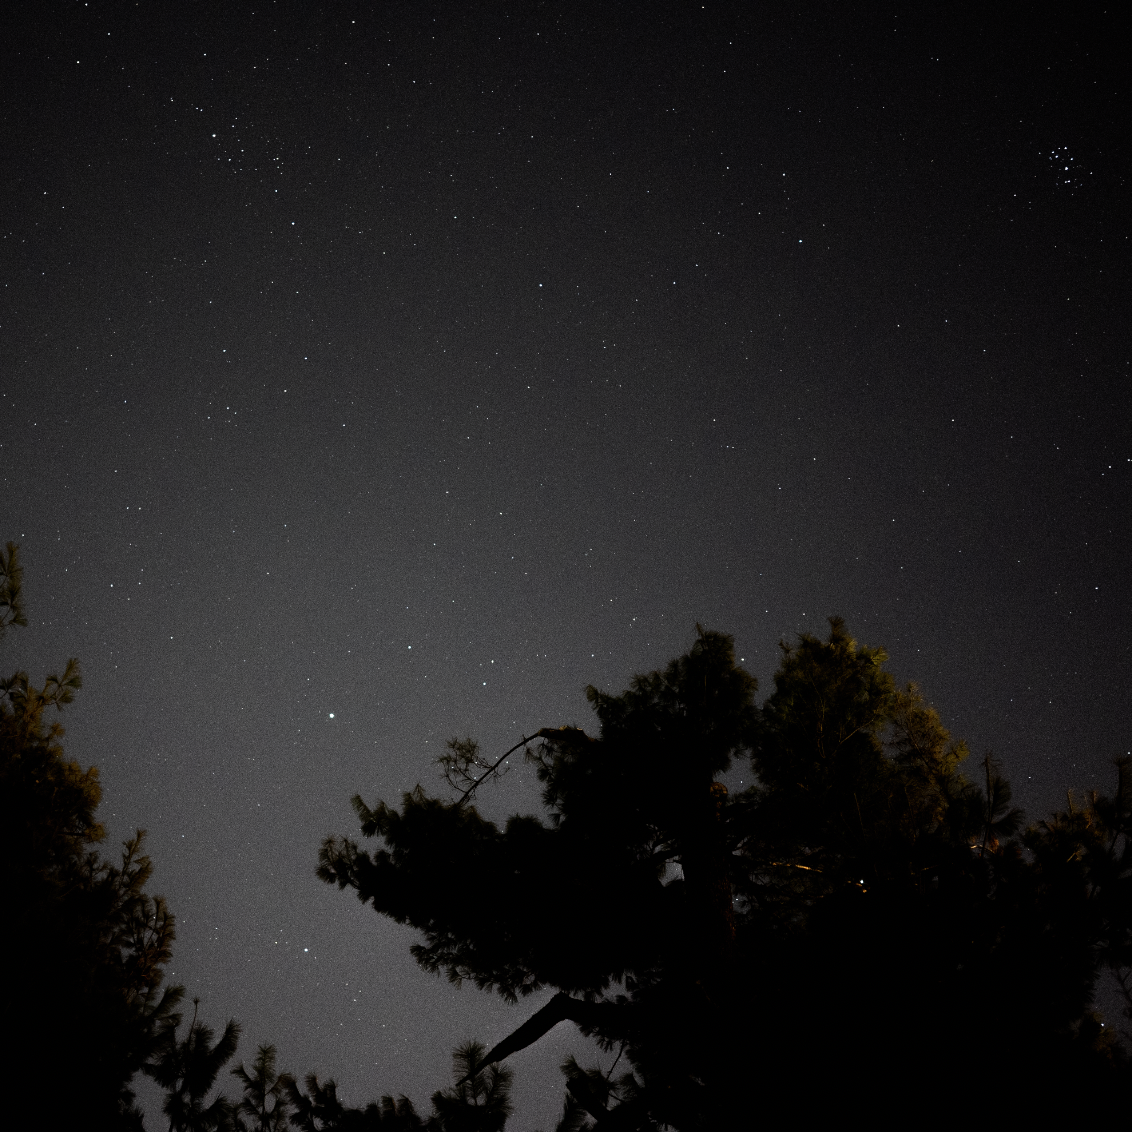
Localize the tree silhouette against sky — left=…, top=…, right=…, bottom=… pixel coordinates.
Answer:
left=321, top=622, right=1132, bottom=1126
left=2, top=543, right=184, bottom=1129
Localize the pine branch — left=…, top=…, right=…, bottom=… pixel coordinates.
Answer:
left=0, top=541, right=28, bottom=639
left=457, top=994, right=630, bottom=1084
left=454, top=734, right=542, bottom=807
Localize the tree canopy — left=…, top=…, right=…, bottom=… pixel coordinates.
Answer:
left=3, top=540, right=522, bottom=1131
left=8, top=527, right=1129, bottom=1127
left=320, top=620, right=1132, bottom=1126
left=1, top=543, right=185, bottom=1129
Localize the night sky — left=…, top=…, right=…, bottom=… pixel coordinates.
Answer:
left=3, top=3, right=1130, bottom=1126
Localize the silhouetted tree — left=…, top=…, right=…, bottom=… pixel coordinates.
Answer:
left=429, top=1041, right=513, bottom=1132
left=145, top=998, right=241, bottom=1131
left=231, top=1044, right=295, bottom=1131
left=286, top=1073, right=356, bottom=1132
left=552, top=1052, right=640, bottom=1132
left=321, top=620, right=1132, bottom=1126
left=0, top=541, right=28, bottom=639
left=286, top=1072, right=398, bottom=1132
left=284, top=1043, right=508, bottom=1131
left=745, top=624, right=1131, bottom=1103
left=2, top=542, right=183, bottom=1129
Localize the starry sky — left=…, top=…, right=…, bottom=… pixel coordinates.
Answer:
left=3, top=3, right=1130, bottom=1126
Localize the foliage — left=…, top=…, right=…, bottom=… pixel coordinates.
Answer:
left=231, top=1044, right=294, bottom=1131
left=145, top=998, right=241, bottom=1131
left=552, top=1052, right=640, bottom=1132
left=4, top=539, right=524, bottom=1132
left=287, top=1072, right=425, bottom=1131
left=437, top=738, right=510, bottom=798
left=0, top=540, right=28, bottom=639
left=1, top=542, right=184, bottom=1129
left=322, top=620, right=1132, bottom=1126
left=428, top=1041, right=513, bottom=1132
left=284, top=1044, right=509, bottom=1132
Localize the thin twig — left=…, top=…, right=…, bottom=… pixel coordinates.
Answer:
left=457, top=734, right=540, bottom=807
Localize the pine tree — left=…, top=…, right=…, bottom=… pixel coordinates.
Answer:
left=231, top=1044, right=294, bottom=1131
left=320, top=620, right=1132, bottom=1126
left=319, top=627, right=758, bottom=1128
left=2, top=542, right=183, bottom=1129
left=145, top=998, right=241, bottom=1131
left=284, top=1044, right=508, bottom=1131
left=0, top=541, right=28, bottom=639
left=429, top=1041, right=513, bottom=1132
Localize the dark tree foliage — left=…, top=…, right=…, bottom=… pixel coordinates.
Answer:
left=284, top=1043, right=511, bottom=1132
left=231, top=1044, right=294, bottom=1131
left=736, top=624, right=1130, bottom=1117
left=1, top=543, right=183, bottom=1130
left=287, top=1072, right=424, bottom=1132
left=321, top=621, right=1132, bottom=1126
left=553, top=1053, right=640, bottom=1132
left=428, top=1041, right=513, bottom=1132
left=145, top=998, right=241, bottom=1132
